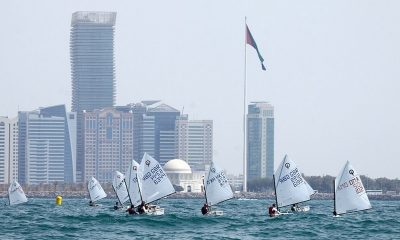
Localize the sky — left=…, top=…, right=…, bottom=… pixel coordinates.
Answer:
left=1, top=0, right=399, bottom=179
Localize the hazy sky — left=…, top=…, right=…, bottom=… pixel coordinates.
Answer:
left=1, top=1, right=399, bottom=178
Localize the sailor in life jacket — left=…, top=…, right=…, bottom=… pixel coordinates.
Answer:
left=268, top=203, right=280, bottom=217
left=201, top=203, right=209, bottom=215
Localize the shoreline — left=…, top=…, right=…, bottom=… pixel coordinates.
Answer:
left=1, top=191, right=399, bottom=201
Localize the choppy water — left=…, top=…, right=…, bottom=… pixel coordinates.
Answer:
left=1, top=198, right=399, bottom=239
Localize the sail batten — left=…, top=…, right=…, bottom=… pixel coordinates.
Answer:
left=334, top=161, right=371, bottom=215
left=204, top=161, right=233, bottom=206
left=274, top=155, right=314, bottom=208
left=8, top=180, right=28, bottom=206
left=88, top=177, right=107, bottom=202
left=137, top=153, right=175, bottom=204
left=112, top=171, right=129, bottom=205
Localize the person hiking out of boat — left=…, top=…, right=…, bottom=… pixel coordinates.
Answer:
left=89, top=200, right=96, bottom=207
left=268, top=203, right=280, bottom=217
left=138, top=201, right=146, bottom=214
left=291, top=204, right=299, bottom=212
left=126, top=204, right=137, bottom=215
left=201, top=203, right=209, bottom=215
left=114, top=201, right=120, bottom=210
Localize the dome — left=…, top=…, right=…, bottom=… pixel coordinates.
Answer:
left=163, top=159, right=192, bottom=174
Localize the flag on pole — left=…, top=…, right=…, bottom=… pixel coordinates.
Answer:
left=246, top=24, right=266, bottom=71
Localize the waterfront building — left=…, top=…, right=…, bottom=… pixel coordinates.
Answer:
left=0, top=117, right=18, bottom=184
left=117, top=101, right=180, bottom=165
left=227, top=173, right=244, bottom=191
left=70, top=11, right=117, bottom=182
left=83, top=108, right=133, bottom=183
left=18, top=105, right=76, bottom=184
left=164, top=159, right=204, bottom=193
left=146, top=103, right=180, bottom=165
left=175, top=115, right=213, bottom=171
left=247, top=102, right=274, bottom=181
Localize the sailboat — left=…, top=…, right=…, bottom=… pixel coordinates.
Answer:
left=203, top=161, right=234, bottom=216
left=273, top=155, right=315, bottom=213
left=137, top=153, right=175, bottom=215
left=88, top=176, right=107, bottom=206
left=8, top=180, right=28, bottom=206
left=125, top=159, right=142, bottom=208
left=333, top=161, right=371, bottom=216
left=112, top=171, right=130, bottom=208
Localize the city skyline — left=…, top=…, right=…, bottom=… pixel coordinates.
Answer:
left=1, top=1, right=399, bottom=179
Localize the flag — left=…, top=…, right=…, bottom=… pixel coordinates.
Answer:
left=246, top=24, right=266, bottom=71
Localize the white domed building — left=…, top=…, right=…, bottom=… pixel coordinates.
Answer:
left=163, top=159, right=205, bottom=193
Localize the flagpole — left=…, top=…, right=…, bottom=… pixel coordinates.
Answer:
left=243, top=16, right=248, bottom=192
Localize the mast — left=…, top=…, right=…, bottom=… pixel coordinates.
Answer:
left=203, top=177, right=208, bottom=204
left=112, top=185, right=123, bottom=206
left=273, top=174, right=278, bottom=211
left=123, top=179, right=133, bottom=206
left=333, top=179, right=336, bottom=214
left=136, top=172, right=143, bottom=203
left=87, top=180, right=92, bottom=202
left=243, top=16, right=248, bottom=192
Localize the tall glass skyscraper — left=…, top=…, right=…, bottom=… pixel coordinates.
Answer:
left=247, top=102, right=274, bottom=182
left=70, top=11, right=116, bottom=112
left=70, top=12, right=116, bottom=182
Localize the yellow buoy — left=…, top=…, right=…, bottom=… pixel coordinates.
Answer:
left=55, top=195, right=62, bottom=205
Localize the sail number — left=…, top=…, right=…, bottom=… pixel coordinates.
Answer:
left=278, top=167, right=304, bottom=187
left=207, top=171, right=228, bottom=187
left=142, top=164, right=166, bottom=185
left=338, top=176, right=365, bottom=194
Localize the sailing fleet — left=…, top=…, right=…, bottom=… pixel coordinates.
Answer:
left=4, top=152, right=372, bottom=218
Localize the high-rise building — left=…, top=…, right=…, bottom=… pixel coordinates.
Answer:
left=18, top=105, right=76, bottom=184
left=83, top=108, right=133, bottom=183
left=146, top=103, right=180, bottom=165
left=118, top=101, right=180, bottom=165
left=70, top=11, right=117, bottom=182
left=247, top=102, right=274, bottom=182
left=116, top=102, right=156, bottom=161
left=0, top=117, right=18, bottom=184
left=175, top=115, right=213, bottom=171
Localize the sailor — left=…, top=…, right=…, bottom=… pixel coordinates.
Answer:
left=333, top=211, right=337, bottom=216
left=138, top=201, right=146, bottom=214
left=114, top=201, right=120, bottom=210
left=126, top=204, right=137, bottom=215
left=291, top=204, right=299, bottom=212
left=268, top=203, right=280, bottom=217
left=201, top=203, right=209, bottom=215
left=89, top=200, right=96, bottom=207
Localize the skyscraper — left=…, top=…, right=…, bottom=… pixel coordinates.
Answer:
left=247, top=102, right=274, bottom=182
left=117, top=101, right=181, bottom=165
left=0, top=117, right=18, bottom=184
left=146, top=103, right=181, bottom=165
left=18, top=105, right=76, bottom=184
left=70, top=11, right=116, bottom=112
left=175, top=115, right=213, bottom=171
left=70, top=11, right=117, bottom=182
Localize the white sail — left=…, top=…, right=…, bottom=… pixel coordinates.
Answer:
left=88, top=176, right=107, bottom=202
left=335, top=161, right=371, bottom=215
left=137, top=153, right=175, bottom=204
left=274, top=155, right=314, bottom=208
left=125, top=159, right=142, bottom=207
left=8, top=180, right=28, bottom=206
left=204, top=161, right=233, bottom=206
left=112, top=171, right=129, bottom=205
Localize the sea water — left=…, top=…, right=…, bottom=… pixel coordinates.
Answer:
left=1, top=198, right=399, bottom=239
